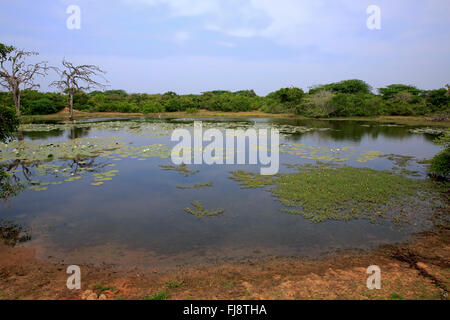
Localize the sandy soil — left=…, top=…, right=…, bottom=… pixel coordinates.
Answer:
left=0, top=226, right=448, bottom=300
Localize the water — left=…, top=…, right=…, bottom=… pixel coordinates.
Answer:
left=0, top=117, right=445, bottom=269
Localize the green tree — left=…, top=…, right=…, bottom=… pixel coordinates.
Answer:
left=0, top=105, right=22, bottom=200
left=378, top=84, right=423, bottom=99
left=309, top=80, right=372, bottom=95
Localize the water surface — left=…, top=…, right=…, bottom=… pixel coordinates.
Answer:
left=0, top=118, right=445, bottom=269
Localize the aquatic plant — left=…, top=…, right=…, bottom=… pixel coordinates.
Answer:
left=184, top=201, right=224, bottom=218
left=176, top=181, right=212, bottom=189
left=229, top=166, right=439, bottom=224
left=229, top=170, right=275, bottom=188
left=280, top=143, right=383, bottom=163
left=159, top=163, right=199, bottom=177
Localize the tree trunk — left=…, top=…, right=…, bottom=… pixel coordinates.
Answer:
left=69, top=93, right=74, bottom=121
left=13, top=87, right=21, bottom=118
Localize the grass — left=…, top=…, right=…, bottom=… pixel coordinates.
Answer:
left=93, top=283, right=116, bottom=294
left=165, top=280, right=185, bottom=289
left=144, top=291, right=171, bottom=300
left=184, top=201, right=225, bottom=218
left=389, top=292, right=403, bottom=300
left=229, top=165, right=438, bottom=223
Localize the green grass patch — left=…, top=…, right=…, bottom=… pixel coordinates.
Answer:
left=144, top=291, right=171, bottom=300
left=93, top=283, right=116, bottom=294
left=389, top=292, right=403, bottom=300
left=166, top=280, right=185, bottom=289
left=230, top=165, right=439, bottom=224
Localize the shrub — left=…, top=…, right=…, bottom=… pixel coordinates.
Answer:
left=429, top=130, right=450, bottom=179
left=0, top=105, right=18, bottom=141
left=379, top=84, right=423, bottom=99
left=141, top=101, right=164, bottom=113
left=26, top=98, right=62, bottom=115
left=305, top=90, right=335, bottom=117
left=310, top=80, right=372, bottom=95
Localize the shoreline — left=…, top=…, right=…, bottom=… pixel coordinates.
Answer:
left=1, top=225, right=448, bottom=300
left=23, top=109, right=450, bottom=127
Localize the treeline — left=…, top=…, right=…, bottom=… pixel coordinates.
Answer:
left=0, top=79, right=448, bottom=118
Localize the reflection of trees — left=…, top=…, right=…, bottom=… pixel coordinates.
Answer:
left=21, top=126, right=91, bottom=140
left=67, top=127, right=91, bottom=139
left=0, top=220, right=31, bottom=246
left=272, top=119, right=416, bottom=142
left=0, top=156, right=112, bottom=201
left=22, top=129, right=65, bottom=140
left=0, top=167, right=23, bottom=201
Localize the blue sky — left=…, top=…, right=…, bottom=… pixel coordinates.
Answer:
left=0, top=0, right=449, bottom=95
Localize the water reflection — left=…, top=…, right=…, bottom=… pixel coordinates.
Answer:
left=0, top=117, right=446, bottom=269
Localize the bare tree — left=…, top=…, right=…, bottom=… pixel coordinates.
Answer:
left=0, top=44, right=49, bottom=117
left=51, top=59, right=109, bottom=120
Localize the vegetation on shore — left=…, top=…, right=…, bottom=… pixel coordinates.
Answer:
left=429, top=129, right=450, bottom=180
left=1, top=80, right=448, bottom=120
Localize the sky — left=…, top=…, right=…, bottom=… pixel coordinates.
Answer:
left=0, top=0, right=449, bottom=95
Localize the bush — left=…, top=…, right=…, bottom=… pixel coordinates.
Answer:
left=25, top=98, right=59, bottom=115
left=305, top=90, right=335, bottom=117
left=141, top=101, right=164, bottom=113
left=429, top=130, right=450, bottom=179
left=429, top=148, right=450, bottom=179
left=266, top=87, right=305, bottom=113
left=0, top=105, right=18, bottom=141
left=310, top=80, right=372, bottom=95
left=379, top=84, right=423, bottom=99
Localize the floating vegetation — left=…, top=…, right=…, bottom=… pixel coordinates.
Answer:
left=280, top=143, right=383, bottom=163
left=381, top=154, right=416, bottom=167
left=176, top=181, right=213, bottom=189
left=409, top=128, right=446, bottom=135
left=18, top=119, right=332, bottom=139
left=184, top=201, right=225, bottom=218
left=159, top=163, right=199, bottom=177
left=92, top=170, right=119, bottom=183
left=0, top=137, right=171, bottom=164
left=229, top=170, right=275, bottom=188
left=229, top=166, right=438, bottom=224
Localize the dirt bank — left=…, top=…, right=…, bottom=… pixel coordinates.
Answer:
left=0, top=225, right=448, bottom=300
left=24, top=109, right=450, bottom=127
